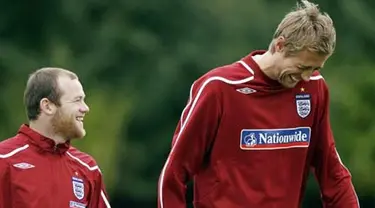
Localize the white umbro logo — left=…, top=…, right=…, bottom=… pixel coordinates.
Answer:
left=13, top=162, right=35, bottom=169
left=236, top=87, right=257, bottom=94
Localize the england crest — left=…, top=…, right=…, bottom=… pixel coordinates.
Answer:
left=72, top=177, right=85, bottom=200
left=295, top=93, right=311, bottom=118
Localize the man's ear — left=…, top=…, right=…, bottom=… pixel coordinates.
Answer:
left=274, top=36, right=286, bottom=53
left=39, top=98, right=57, bottom=116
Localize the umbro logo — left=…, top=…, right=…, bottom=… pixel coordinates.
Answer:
left=236, top=87, right=257, bottom=94
left=13, top=162, right=35, bottom=169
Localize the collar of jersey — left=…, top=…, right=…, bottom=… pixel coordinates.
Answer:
left=241, top=50, right=285, bottom=90
left=18, top=124, right=70, bottom=154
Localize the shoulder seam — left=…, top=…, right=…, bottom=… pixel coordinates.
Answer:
left=237, top=60, right=255, bottom=75
left=180, top=75, right=253, bottom=126
left=0, top=144, right=29, bottom=159
left=66, top=151, right=101, bottom=173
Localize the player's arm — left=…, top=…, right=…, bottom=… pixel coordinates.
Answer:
left=311, top=81, right=360, bottom=208
left=0, top=158, right=11, bottom=208
left=158, top=78, right=222, bottom=208
left=88, top=169, right=111, bottom=208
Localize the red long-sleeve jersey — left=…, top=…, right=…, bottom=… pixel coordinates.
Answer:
left=0, top=124, right=111, bottom=208
left=158, top=50, right=359, bottom=208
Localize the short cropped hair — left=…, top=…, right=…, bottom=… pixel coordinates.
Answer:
left=24, top=67, right=78, bottom=121
left=270, top=0, right=336, bottom=56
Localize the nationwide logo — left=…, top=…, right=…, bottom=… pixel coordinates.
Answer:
left=70, top=201, right=87, bottom=208
left=240, top=127, right=311, bottom=150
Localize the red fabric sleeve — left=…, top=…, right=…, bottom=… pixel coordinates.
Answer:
left=88, top=169, right=111, bottom=208
left=0, top=159, right=11, bottom=208
left=311, top=81, right=360, bottom=208
left=158, top=77, right=222, bottom=208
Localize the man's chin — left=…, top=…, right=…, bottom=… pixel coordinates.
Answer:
left=70, top=129, right=86, bottom=140
left=74, top=122, right=86, bottom=138
left=77, top=129, right=86, bottom=139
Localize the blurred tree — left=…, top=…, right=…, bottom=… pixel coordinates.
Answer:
left=0, top=0, right=374, bottom=207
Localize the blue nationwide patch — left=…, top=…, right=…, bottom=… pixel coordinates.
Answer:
left=240, top=127, right=311, bottom=150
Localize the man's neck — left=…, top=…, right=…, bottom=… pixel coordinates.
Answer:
left=29, top=121, right=67, bottom=144
left=254, top=51, right=278, bottom=80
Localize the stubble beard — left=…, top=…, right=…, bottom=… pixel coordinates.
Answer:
left=51, top=109, right=85, bottom=141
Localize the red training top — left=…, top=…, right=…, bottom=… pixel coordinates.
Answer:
left=158, top=50, right=359, bottom=208
left=0, top=124, right=111, bottom=208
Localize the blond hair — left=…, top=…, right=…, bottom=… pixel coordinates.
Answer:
left=270, top=0, right=336, bottom=56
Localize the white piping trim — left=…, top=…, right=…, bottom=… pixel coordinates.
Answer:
left=0, top=144, right=29, bottom=158
left=180, top=81, right=195, bottom=127
left=158, top=75, right=254, bottom=208
left=66, top=151, right=100, bottom=172
left=67, top=152, right=111, bottom=207
left=238, top=60, right=255, bottom=75
left=0, top=145, right=112, bottom=206
left=101, top=190, right=112, bottom=208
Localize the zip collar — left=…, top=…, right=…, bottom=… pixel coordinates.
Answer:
left=18, top=124, right=70, bottom=154
left=240, top=50, right=285, bottom=90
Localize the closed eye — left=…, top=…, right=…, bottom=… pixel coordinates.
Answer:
left=298, top=66, right=321, bottom=71
left=74, top=96, right=85, bottom=102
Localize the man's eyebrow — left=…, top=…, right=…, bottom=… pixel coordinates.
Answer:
left=299, top=65, right=312, bottom=68
left=299, top=65, right=323, bottom=69
left=73, top=95, right=86, bottom=100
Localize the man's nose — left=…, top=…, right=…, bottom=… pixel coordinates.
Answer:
left=80, top=102, right=90, bottom=113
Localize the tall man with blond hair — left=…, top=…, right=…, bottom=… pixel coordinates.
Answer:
left=158, top=0, right=360, bottom=207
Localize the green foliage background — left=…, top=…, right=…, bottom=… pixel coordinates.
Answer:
left=0, top=0, right=374, bottom=207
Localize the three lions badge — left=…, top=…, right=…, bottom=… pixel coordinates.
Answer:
left=72, top=177, right=85, bottom=200
left=295, top=89, right=311, bottom=118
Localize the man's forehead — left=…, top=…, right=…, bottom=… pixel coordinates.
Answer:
left=57, top=74, right=77, bottom=83
left=57, top=76, right=84, bottom=97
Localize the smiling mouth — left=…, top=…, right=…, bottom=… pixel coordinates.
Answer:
left=76, top=116, right=84, bottom=124
left=289, top=75, right=300, bottom=82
